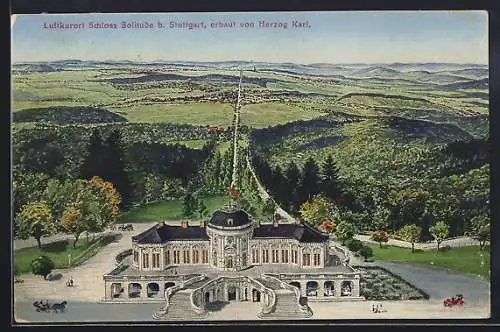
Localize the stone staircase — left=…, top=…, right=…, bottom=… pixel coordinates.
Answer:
left=254, top=277, right=281, bottom=290
left=152, top=290, right=207, bottom=321
left=262, top=289, right=312, bottom=319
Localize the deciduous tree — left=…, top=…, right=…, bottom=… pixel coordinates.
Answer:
left=429, top=220, right=449, bottom=252
left=16, top=201, right=56, bottom=248
left=398, top=224, right=422, bottom=253
left=31, top=255, right=55, bottom=280
left=371, top=231, right=389, bottom=248
left=335, top=221, right=356, bottom=245
left=60, top=203, right=86, bottom=248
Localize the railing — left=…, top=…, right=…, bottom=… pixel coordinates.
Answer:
left=247, top=276, right=276, bottom=315
left=154, top=274, right=205, bottom=317
left=262, top=274, right=311, bottom=315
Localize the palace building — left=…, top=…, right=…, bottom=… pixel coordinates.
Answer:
left=102, top=69, right=364, bottom=320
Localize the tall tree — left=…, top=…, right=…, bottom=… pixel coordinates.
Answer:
left=80, top=129, right=104, bottom=180
left=298, top=157, right=321, bottom=204
left=15, top=201, right=56, bottom=248
left=182, top=193, right=198, bottom=219
left=320, top=154, right=343, bottom=202
left=102, top=130, right=133, bottom=208
left=284, top=161, right=301, bottom=213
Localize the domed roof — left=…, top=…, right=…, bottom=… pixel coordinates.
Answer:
left=208, top=208, right=252, bottom=228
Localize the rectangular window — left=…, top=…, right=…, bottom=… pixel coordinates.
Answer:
left=152, top=253, right=160, bottom=268
left=282, top=250, right=289, bottom=263
left=202, top=250, right=208, bottom=264
left=262, top=249, right=269, bottom=263
left=314, top=253, right=321, bottom=266
left=303, top=253, right=310, bottom=266
left=142, top=253, right=149, bottom=268
left=252, top=249, right=259, bottom=263
left=133, top=250, right=139, bottom=263
left=165, top=250, right=170, bottom=265
left=173, top=250, right=180, bottom=264
left=291, top=250, right=297, bottom=264
left=272, top=249, right=279, bottom=263
left=183, top=250, right=190, bottom=264
left=193, top=250, right=199, bottom=264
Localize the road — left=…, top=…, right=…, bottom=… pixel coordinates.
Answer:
left=354, top=234, right=487, bottom=251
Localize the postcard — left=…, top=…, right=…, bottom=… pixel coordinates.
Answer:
left=11, top=11, right=490, bottom=323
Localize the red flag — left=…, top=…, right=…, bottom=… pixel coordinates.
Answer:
left=230, top=184, right=238, bottom=200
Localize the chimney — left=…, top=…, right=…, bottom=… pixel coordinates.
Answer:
left=255, top=221, right=260, bottom=228
left=181, top=221, right=188, bottom=229
left=200, top=220, right=206, bottom=228
left=273, top=220, right=279, bottom=228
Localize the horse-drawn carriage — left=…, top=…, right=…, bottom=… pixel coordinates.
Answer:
left=443, top=294, right=464, bottom=307
left=118, top=224, right=134, bottom=231
left=33, top=300, right=68, bottom=313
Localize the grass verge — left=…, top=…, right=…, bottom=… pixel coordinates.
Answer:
left=363, top=243, right=490, bottom=279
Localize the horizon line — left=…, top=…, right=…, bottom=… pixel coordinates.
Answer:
left=12, top=59, right=489, bottom=66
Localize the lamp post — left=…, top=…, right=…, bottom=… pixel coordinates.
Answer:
left=68, top=254, right=71, bottom=266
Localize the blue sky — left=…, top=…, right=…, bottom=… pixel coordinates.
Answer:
left=11, top=11, right=488, bottom=64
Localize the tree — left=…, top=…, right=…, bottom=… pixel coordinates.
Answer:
left=371, top=231, right=389, bottom=248
left=359, top=246, right=373, bottom=261
left=60, top=204, right=86, bottom=248
left=89, top=176, right=121, bottom=224
left=261, top=198, right=277, bottom=223
left=319, top=219, right=336, bottom=233
left=31, top=255, right=55, bottom=280
left=335, top=221, right=356, bottom=245
left=470, top=215, right=490, bottom=251
left=198, top=200, right=208, bottom=219
left=12, top=172, right=50, bottom=219
left=298, top=157, right=320, bottom=203
left=399, top=224, right=422, bottom=253
left=284, top=161, right=301, bottom=212
left=102, top=130, right=133, bottom=208
left=299, top=194, right=338, bottom=227
left=182, top=193, right=198, bottom=219
left=429, top=220, right=449, bottom=252
left=320, top=154, right=343, bottom=202
left=16, top=201, right=56, bottom=248
left=347, top=239, right=363, bottom=252
left=80, top=129, right=104, bottom=181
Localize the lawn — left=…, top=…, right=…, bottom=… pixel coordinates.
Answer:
left=117, top=196, right=228, bottom=223
left=14, top=234, right=117, bottom=274
left=364, top=243, right=490, bottom=279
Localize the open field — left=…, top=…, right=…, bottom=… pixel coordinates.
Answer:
left=117, top=196, right=227, bottom=223
left=363, top=243, right=490, bottom=279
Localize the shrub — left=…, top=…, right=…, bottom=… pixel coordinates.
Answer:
left=359, top=245, right=373, bottom=260
left=31, top=255, right=55, bottom=279
left=438, top=245, right=452, bottom=252
left=347, top=239, right=363, bottom=252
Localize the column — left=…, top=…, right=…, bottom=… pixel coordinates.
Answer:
left=141, top=282, right=148, bottom=298
left=105, top=281, right=111, bottom=300
left=334, top=280, right=342, bottom=297
left=352, top=279, right=360, bottom=297
left=318, top=280, right=325, bottom=297
left=300, top=281, right=307, bottom=297
left=158, top=282, right=165, bottom=298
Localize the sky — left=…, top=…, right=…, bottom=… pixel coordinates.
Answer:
left=11, top=11, right=488, bottom=64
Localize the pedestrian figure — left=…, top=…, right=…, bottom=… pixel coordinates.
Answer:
left=70, top=276, right=74, bottom=287
left=372, top=304, right=376, bottom=313
left=379, top=303, right=383, bottom=313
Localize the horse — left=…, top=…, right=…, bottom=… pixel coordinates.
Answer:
left=50, top=301, right=68, bottom=313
